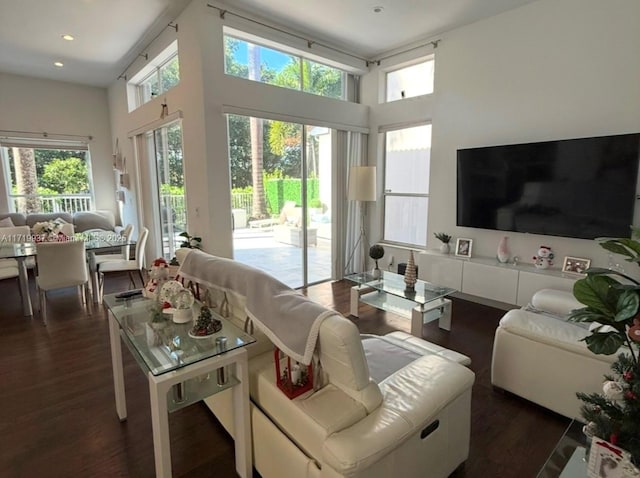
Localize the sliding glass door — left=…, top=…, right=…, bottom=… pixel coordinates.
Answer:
left=148, top=121, right=186, bottom=259
left=227, top=114, right=332, bottom=288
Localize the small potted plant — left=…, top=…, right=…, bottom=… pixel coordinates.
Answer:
left=369, top=244, right=385, bottom=279
left=179, top=231, right=202, bottom=249
left=434, top=232, right=452, bottom=254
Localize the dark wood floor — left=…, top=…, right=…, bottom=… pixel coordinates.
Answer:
left=0, top=272, right=569, bottom=477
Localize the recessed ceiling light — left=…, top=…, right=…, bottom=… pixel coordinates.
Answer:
left=54, top=61, right=64, bottom=68
left=62, top=34, right=75, bottom=41
left=373, top=6, right=384, bottom=13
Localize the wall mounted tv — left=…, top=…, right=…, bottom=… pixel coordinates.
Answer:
left=456, top=133, right=640, bottom=240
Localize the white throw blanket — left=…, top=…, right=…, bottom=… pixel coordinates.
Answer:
left=178, top=249, right=333, bottom=365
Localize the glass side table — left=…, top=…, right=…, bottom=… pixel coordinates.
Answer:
left=104, top=293, right=256, bottom=478
left=537, top=420, right=587, bottom=478
left=346, top=270, right=456, bottom=335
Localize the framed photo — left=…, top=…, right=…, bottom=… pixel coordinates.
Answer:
left=562, top=256, right=591, bottom=275
left=455, top=238, right=473, bottom=258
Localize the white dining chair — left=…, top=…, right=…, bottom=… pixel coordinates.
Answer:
left=0, top=225, right=32, bottom=269
left=35, top=240, right=90, bottom=326
left=98, top=227, right=149, bottom=300
left=94, top=223, right=134, bottom=265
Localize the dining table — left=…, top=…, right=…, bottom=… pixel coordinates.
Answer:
left=0, top=232, right=135, bottom=317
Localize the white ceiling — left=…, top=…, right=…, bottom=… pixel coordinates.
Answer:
left=0, top=0, right=538, bottom=88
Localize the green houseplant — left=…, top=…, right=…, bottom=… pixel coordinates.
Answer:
left=178, top=231, right=202, bottom=249
left=569, top=232, right=640, bottom=465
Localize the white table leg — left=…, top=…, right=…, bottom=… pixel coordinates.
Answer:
left=108, top=314, right=127, bottom=421
left=411, top=306, right=424, bottom=337
left=149, top=376, right=172, bottom=478
left=438, top=299, right=452, bottom=331
left=350, top=285, right=361, bottom=317
left=233, top=349, right=252, bottom=478
left=16, top=257, right=32, bottom=316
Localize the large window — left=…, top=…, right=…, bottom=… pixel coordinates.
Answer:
left=386, top=59, right=434, bottom=102
left=382, top=124, right=431, bottom=246
left=224, top=35, right=345, bottom=100
left=0, top=140, right=93, bottom=214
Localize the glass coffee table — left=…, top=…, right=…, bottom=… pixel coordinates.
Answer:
left=537, top=420, right=587, bottom=478
left=104, top=292, right=256, bottom=478
left=346, top=271, right=456, bottom=336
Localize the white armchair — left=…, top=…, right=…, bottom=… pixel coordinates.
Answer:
left=179, top=251, right=475, bottom=478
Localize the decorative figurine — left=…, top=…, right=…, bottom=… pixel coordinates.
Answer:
left=533, top=245, right=554, bottom=269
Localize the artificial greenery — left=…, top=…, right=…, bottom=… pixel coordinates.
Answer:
left=569, top=230, right=640, bottom=464
left=369, top=244, right=385, bottom=269
left=179, top=231, right=202, bottom=249
left=434, top=232, right=452, bottom=244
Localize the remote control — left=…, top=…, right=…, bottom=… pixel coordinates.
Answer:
left=115, top=289, right=143, bottom=299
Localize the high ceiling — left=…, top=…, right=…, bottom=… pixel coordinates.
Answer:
left=0, top=0, right=538, bottom=88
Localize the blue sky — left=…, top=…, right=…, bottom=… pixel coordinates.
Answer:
left=233, top=43, right=294, bottom=72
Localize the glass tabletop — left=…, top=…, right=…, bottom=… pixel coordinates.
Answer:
left=104, top=293, right=256, bottom=376
left=345, top=270, right=456, bottom=306
left=537, top=420, right=587, bottom=478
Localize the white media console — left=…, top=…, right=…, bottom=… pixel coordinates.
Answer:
left=419, top=250, right=578, bottom=308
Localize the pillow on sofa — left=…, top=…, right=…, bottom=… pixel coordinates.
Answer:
left=0, top=217, right=14, bottom=227
left=26, top=212, right=73, bottom=229
left=0, top=213, right=27, bottom=227
left=73, top=211, right=115, bottom=232
left=531, top=289, right=583, bottom=316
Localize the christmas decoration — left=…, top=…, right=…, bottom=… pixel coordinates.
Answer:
left=274, top=348, right=313, bottom=399
left=576, top=354, right=640, bottom=467
left=569, top=229, right=640, bottom=467
left=532, top=245, right=554, bottom=269
left=190, top=305, right=222, bottom=337
left=404, top=250, right=417, bottom=292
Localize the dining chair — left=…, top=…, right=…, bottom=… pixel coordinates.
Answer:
left=0, top=225, right=32, bottom=269
left=35, top=240, right=90, bottom=326
left=98, top=227, right=149, bottom=300
left=94, top=223, right=134, bottom=265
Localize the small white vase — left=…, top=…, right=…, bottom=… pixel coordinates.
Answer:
left=440, top=243, right=450, bottom=254
left=372, top=267, right=381, bottom=279
left=497, top=236, right=510, bottom=263
left=173, top=308, right=193, bottom=323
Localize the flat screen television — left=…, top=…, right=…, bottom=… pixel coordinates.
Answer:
left=456, top=133, right=640, bottom=240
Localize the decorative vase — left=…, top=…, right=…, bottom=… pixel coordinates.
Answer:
left=372, top=266, right=381, bottom=279
left=497, top=236, right=510, bottom=263
left=440, top=243, right=450, bottom=254
left=404, top=250, right=417, bottom=291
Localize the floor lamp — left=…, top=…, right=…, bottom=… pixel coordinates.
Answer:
left=345, top=166, right=376, bottom=274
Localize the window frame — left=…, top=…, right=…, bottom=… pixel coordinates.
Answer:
left=383, top=56, right=435, bottom=103
left=0, top=140, right=96, bottom=214
left=224, top=33, right=348, bottom=101
left=136, top=51, right=180, bottom=106
left=381, top=122, right=432, bottom=247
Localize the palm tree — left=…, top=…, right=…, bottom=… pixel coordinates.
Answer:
left=12, top=147, right=40, bottom=213
left=248, top=44, right=268, bottom=219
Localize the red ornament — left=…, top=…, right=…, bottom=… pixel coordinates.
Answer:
left=162, top=301, right=172, bottom=309
left=628, top=318, right=640, bottom=343
left=610, top=433, right=618, bottom=445
left=624, top=390, right=637, bottom=400
left=623, top=370, right=634, bottom=381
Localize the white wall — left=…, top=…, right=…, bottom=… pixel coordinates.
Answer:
left=107, top=0, right=369, bottom=259
left=363, top=0, right=640, bottom=272
left=0, top=72, right=115, bottom=216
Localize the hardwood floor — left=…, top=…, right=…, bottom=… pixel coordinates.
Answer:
left=0, top=272, right=569, bottom=477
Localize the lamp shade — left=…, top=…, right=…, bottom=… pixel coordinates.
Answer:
left=348, top=166, right=376, bottom=201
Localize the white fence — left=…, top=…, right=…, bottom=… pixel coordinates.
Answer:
left=11, top=194, right=93, bottom=214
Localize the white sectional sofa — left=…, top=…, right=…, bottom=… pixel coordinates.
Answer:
left=491, top=289, right=618, bottom=418
left=178, top=250, right=475, bottom=478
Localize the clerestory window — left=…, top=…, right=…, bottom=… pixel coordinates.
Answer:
left=224, top=34, right=346, bottom=100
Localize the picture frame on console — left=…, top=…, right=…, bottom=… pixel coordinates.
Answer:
left=562, top=256, right=591, bottom=275
left=455, top=238, right=473, bottom=258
